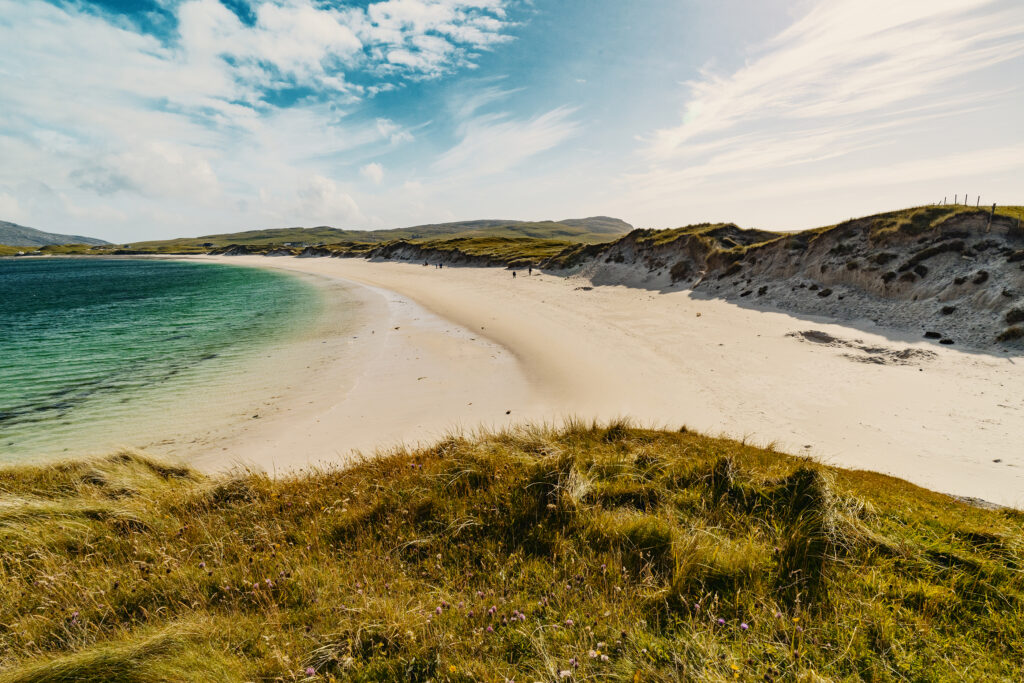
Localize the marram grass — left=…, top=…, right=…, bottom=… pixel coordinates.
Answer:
left=0, top=422, right=1021, bottom=681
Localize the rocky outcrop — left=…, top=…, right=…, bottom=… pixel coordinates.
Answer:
left=363, top=240, right=518, bottom=267
left=298, top=246, right=333, bottom=258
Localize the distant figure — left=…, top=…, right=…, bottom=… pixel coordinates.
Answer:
left=512, top=271, right=517, bottom=278
left=528, top=266, right=532, bottom=275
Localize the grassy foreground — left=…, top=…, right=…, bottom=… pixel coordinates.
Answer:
left=1, top=422, right=1022, bottom=682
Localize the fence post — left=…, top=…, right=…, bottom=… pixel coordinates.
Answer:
left=976, top=196, right=980, bottom=207
left=987, top=203, right=996, bottom=233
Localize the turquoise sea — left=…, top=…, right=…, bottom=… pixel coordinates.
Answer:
left=0, top=258, right=320, bottom=461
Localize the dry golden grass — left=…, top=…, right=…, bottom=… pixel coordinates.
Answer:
left=0, top=423, right=1021, bottom=681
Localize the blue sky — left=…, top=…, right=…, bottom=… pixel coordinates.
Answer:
left=1, top=0, right=1022, bottom=241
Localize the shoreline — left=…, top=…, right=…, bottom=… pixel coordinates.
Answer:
left=176, top=257, right=540, bottom=474
left=189, top=255, right=1024, bottom=508
left=0, top=260, right=360, bottom=466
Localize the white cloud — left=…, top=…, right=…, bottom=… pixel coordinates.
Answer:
left=647, top=0, right=1024, bottom=160
left=0, top=0, right=514, bottom=239
left=376, top=118, right=415, bottom=144
left=0, top=192, right=25, bottom=223
left=433, top=106, right=580, bottom=177
left=625, top=0, right=1024, bottom=223
left=360, top=162, right=385, bottom=184
left=292, top=175, right=364, bottom=226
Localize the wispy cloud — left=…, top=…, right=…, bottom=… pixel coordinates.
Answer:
left=433, top=104, right=580, bottom=177
left=630, top=0, right=1024, bottom=212
left=360, top=162, right=385, bottom=184
left=647, top=0, right=1024, bottom=159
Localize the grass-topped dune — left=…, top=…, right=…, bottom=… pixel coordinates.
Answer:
left=1, top=422, right=1021, bottom=681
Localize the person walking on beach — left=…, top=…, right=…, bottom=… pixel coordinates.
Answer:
left=528, top=265, right=532, bottom=276
left=512, top=271, right=517, bottom=279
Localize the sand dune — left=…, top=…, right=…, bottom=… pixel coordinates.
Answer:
left=191, top=255, right=1024, bottom=507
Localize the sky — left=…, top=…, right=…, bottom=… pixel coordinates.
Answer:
left=1, top=0, right=1022, bottom=242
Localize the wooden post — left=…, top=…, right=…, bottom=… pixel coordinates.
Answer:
left=955, top=194, right=958, bottom=204
left=976, top=196, right=980, bottom=207
left=987, top=203, right=996, bottom=233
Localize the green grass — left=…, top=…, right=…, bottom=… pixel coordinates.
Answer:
left=9, top=204, right=1019, bottom=265
left=403, top=236, right=576, bottom=264
left=1, top=422, right=1021, bottom=681
left=127, top=218, right=629, bottom=252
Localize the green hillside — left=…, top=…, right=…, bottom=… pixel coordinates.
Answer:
left=0, top=220, right=109, bottom=247
left=126, top=217, right=631, bottom=251
left=0, top=422, right=1020, bottom=681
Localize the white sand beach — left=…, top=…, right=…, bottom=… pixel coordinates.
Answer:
left=188, top=255, right=1024, bottom=507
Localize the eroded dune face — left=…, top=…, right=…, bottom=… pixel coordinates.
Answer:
left=566, top=208, right=1024, bottom=350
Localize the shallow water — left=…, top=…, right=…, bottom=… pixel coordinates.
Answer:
left=0, top=258, right=321, bottom=461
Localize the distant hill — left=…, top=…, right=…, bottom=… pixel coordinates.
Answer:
left=0, top=220, right=109, bottom=247
left=129, top=216, right=632, bottom=250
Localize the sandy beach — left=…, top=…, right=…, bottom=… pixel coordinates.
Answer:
left=188, top=255, right=1024, bottom=507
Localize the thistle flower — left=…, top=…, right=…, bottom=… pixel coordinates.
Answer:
left=717, top=618, right=725, bottom=625
left=740, top=623, right=749, bottom=630
left=305, top=667, right=315, bottom=676
left=565, top=618, right=574, bottom=626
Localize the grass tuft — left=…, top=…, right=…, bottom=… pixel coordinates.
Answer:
left=0, top=423, right=1021, bottom=680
